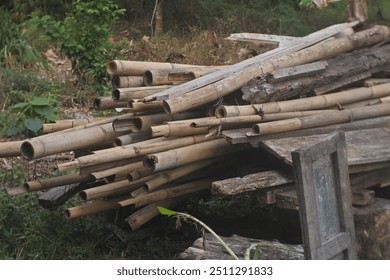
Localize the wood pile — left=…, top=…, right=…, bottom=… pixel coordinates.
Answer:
left=2, top=22, right=390, bottom=252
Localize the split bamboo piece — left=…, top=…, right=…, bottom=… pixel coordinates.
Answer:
left=127, top=99, right=164, bottom=113
left=114, top=132, right=151, bottom=146
left=0, top=141, right=23, bottom=157
left=128, top=167, right=155, bottom=181
left=93, top=97, right=128, bottom=111
left=112, top=111, right=204, bottom=133
left=20, top=122, right=128, bottom=160
left=125, top=198, right=181, bottom=230
left=216, top=83, right=390, bottom=118
left=111, top=75, right=144, bottom=88
left=106, top=60, right=225, bottom=76
left=42, top=118, right=104, bottom=134
left=143, top=68, right=220, bottom=86
left=68, top=178, right=212, bottom=219
left=143, top=138, right=240, bottom=172
left=90, top=161, right=145, bottom=180
left=112, top=85, right=173, bottom=101
left=249, top=103, right=390, bottom=136
left=143, top=22, right=357, bottom=103
left=163, top=26, right=390, bottom=115
left=24, top=173, right=95, bottom=192
left=57, top=134, right=213, bottom=172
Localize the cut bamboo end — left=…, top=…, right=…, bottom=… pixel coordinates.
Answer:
left=20, top=140, right=40, bottom=160
left=112, top=75, right=144, bottom=88
left=143, top=70, right=153, bottom=86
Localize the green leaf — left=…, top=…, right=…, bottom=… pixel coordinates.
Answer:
left=33, top=106, right=57, bottom=121
left=24, top=118, right=42, bottom=133
left=30, top=97, right=51, bottom=106
left=12, top=102, right=29, bottom=110
left=157, top=207, right=177, bottom=217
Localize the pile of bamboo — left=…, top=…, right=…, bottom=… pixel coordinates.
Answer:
left=2, top=22, right=390, bottom=232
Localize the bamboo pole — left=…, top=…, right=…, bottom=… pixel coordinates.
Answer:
left=93, top=97, right=128, bottom=111
left=106, top=60, right=225, bottom=76
left=151, top=122, right=209, bottom=138
left=216, top=83, right=390, bottom=118
left=20, top=122, right=128, bottom=160
left=65, top=196, right=125, bottom=219
left=143, top=22, right=357, bottom=103
left=143, top=68, right=219, bottom=86
left=24, top=173, right=94, bottom=192
left=90, top=161, right=144, bottom=180
left=125, top=198, right=181, bottom=231
left=143, top=138, right=240, bottom=172
left=78, top=175, right=155, bottom=201
left=112, top=85, right=173, bottom=101
left=113, top=111, right=204, bottom=133
left=111, top=75, right=144, bottom=88
left=143, top=158, right=219, bottom=193
left=0, top=141, right=23, bottom=158
left=250, top=103, right=390, bottom=135
left=191, top=110, right=338, bottom=128
left=42, top=118, right=105, bottom=134
left=127, top=99, right=164, bottom=113
left=163, top=26, right=390, bottom=115
left=119, top=178, right=213, bottom=208
left=114, top=132, right=152, bottom=146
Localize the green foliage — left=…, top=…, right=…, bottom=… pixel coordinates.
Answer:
left=52, top=0, right=126, bottom=86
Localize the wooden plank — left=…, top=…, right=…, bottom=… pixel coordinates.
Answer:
left=276, top=188, right=299, bottom=210
left=212, top=170, right=294, bottom=196
left=352, top=190, right=375, bottom=206
left=292, top=131, right=357, bottom=259
left=225, top=33, right=298, bottom=47
left=259, top=128, right=390, bottom=170
left=269, top=61, right=328, bottom=83
left=350, top=166, right=390, bottom=190
left=314, top=72, right=372, bottom=95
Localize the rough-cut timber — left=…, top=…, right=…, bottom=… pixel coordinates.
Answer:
left=179, top=233, right=304, bottom=260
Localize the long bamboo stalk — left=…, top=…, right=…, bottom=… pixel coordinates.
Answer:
left=42, top=118, right=104, bottom=134
left=0, top=141, right=23, bottom=157
left=163, top=26, right=390, bottom=115
left=142, top=22, right=357, bottom=103
left=250, top=103, right=390, bottom=135
left=143, top=68, right=219, bottom=86
left=127, top=99, right=164, bottom=113
left=151, top=122, right=209, bottom=138
left=20, top=122, right=128, bottom=160
left=24, top=173, right=94, bottom=192
left=216, top=83, right=390, bottom=118
left=106, top=60, right=225, bottom=76
left=114, top=132, right=152, bottom=146
left=143, top=138, right=240, bottom=172
left=93, top=97, right=128, bottom=111
left=112, top=86, right=173, bottom=101
left=111, top=75, right=144, bottom=88
left=65, top=196, right=125, bottom=219
left=191, top=110, right=338, bottom=128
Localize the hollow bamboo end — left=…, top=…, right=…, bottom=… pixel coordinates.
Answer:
left=162, top=100, right=172, bottom=115
left=143, top=155, right=157, bottom=170
left=20, top=140, right=39, bottom=160
left=93, top=98, right=102, bottom=110
left=132, top=118, right=143, bottom=132
left=112, top=89, right=121, bottom=101
left=64, top=209, right=73, bottom=220
left=24, top=181, right=41, bottom=192
left=106, top=61, right=118, bottom=75
left=78, top=191, right=88, bottom=202
left=214, top=105, right=227, bottom=118
left=114, top=138, right=123, bottom=146
left=111, top=75, right=120, bottom=89
left=251, top=124, right=261, bottom=134
left=143, top=70, right=153, bottom=86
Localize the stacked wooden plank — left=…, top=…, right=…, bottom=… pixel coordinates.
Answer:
left=2, top=22, right=390, bottom=243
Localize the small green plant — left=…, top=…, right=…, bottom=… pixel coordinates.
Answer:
left=158, top=206, right=239, bottom=260
left=11, top=97, right=58, bottom=135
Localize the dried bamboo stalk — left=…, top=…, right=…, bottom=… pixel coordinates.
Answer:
left=125, top=198, right=183, bottom=230
left=106, top=60, right=225, bottom=76
left=128, top=167, right=155, bottom=181
left=163, top=26, right=390, bottom=115
left=127, top=99, right=164, bottom=113
left=20, top=122, right=128, bottom=160
left=143, top=22, right=357, bottom=103
left=143, top=138, right=240, bottom=172
left=0, top=141, right=23, bottom=157
left=65, top=196, right=125, bottom=219
left=90, top=161, right=144, bottom=180
left=111, top=75, right=144, bottom=88
left=143, top=68, right=219, bottom=86
left=24, top=173, right=94, bottom=192
left=112, top=85, right=173, bottom=101
left=93, top=97, right=128, bottom=110
left=114, top=132, right=152, bottom=146
left=216, top=83, right=390, bottom=117
left=113, top=111, right=204, bottom=133
left=151, top=122, right=209, bottom=138
left=42, top=118, right=104, bottom=134
left=250, top=103, right=390, bottom=135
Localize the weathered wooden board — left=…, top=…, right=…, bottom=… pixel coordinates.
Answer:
left=179, top=233, right=304, bottom=260
left=292, top=131, right=357, bottom=259
left=259, top=128, right=390, bottom=172
left=212, top=169, right=294, bottom=196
